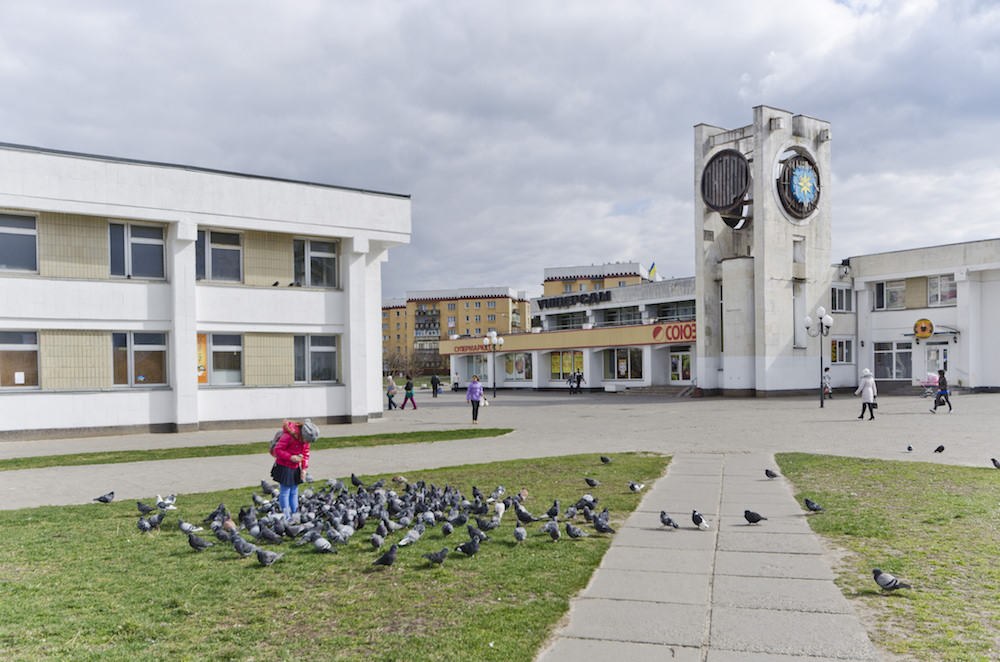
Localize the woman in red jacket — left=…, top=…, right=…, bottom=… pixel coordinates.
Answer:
left=272, top=419, right=318, bottom=516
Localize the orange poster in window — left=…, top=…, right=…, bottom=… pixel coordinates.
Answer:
left=197, top=334, right=208, bottom=384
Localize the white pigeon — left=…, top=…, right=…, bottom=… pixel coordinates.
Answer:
left=156, top=494, right=177, bottom=510
left=629, top=481, right=645, bottom=493
left=692, top=509, right=710, bottom=530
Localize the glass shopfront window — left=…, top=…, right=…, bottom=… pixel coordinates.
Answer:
left=504, top=352, right=532, bottom=381
left=603, top=347, right=643, bottom=380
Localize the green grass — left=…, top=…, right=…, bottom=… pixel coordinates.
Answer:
left=0, top=429, right=512, bottom=472
left=0, top=452, right=668, bottom=661
left=777, top=453, right=1000, bottom=662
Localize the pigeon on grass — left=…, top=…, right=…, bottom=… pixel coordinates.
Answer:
left=565, top=522, right=589, bottom=539
left=372, top=544, right=398, bottom=569
left=513, top=525, right=527, bottom=543
left=629, top=481, right=645, bottom=493
left=422, top=547, right=449, bottom=567
left=256, top=549, right=285, bottom=567
left=804, top=498, right=825, bottom=513
left=178, top=519, right=203, bottom=534
left=456, top=537, right=480, bottom=557
left=585, top=477, right=601, bottom=487
left=188, top=533, right=214, bottom=552
left=600, top=455, right=612, bottom=464
left=872, top=568, right=911, bottom=592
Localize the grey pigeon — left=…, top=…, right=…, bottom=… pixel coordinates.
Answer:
left=467, top=524, right=490, bottom=543
left=872, top=568, right=911, bottom=592
left=545, top=500, right=560, bottom=519
left=370, top=533, right=385, bottom=549
left=547, top=523, right=561, bottom=542
left=422, top=547, right=449, bottom=566
left=629, top=481, right=645, bottom=493
left=744, top=510, right=767, bottom=525
left=764, top=469, right=779, bottom=479
left=188, top=532, right=214, bottom=552
left=256, top=548, right=285, bottom=567
left=991, top=458, right=1000, bottom=469
left=136, top=501, right=156, bottom=515
left=593, top=517, right=616, bottom=534
left=258, top=526, right=284, bottom=544
left=231, top=534, right=257, bottom=558
left=372, top=543, right=398, bottom=569
left=565, top=522, right=589, bottom=539
left=94, top=491, right=114, bottom=503
left=514, top=525, right=527, bottom=543
left=178, top=518, right=203, bottom=534
left=441, top=522, right=454, bottom=537
left=907, top=445, right=913, bottom=452
left=148, top=512, right=166, bottom=529
left=692, top=510, right=710, bottom=530
left=312, top=536, right=338, bottom=554
left=514, top=503, right=539, bottom=525
left=156, top=494, right=177, bottom=510
left=398, top=523, right=425, bottom=546
left=584, top=477, right=601, bottom=487
left=600, top=455, right=612, bottom=464
left=659, top=511, right=679, bottom=528
left=137, top=517, right=152, bottom=533
left=456, top=537, right=480, bottom=557
left=804, top=498, right=825, bottom=512
left=934, top=445, right=945, bottom=453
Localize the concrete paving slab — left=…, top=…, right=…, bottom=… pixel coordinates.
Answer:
left=714, top=550, right=836, bottom=580
left=559, top=598, right=705, bottom=646
left=538, top=637, right=701, bottom=662
left=717, top=516, right=810, bottom=532
left=611, top=526, right=717, bottom=550
left=710, top=575, right=855, bottom=613
left=717, top=531, right=826, bottom=554
left=707, top=651, right=872, bottom=662
left=582, top=568, right=710, bottom=605
left=709, top=606, right=879, bottom=659
left=600, top=546, right=714, bottom=576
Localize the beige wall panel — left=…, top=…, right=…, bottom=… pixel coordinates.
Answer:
left=244, top=231, right=294, bottom=287
left=39, top=330, right=112, bottom=390
left=905, top=277, right=927, bottom=310
left=244, top=332, right=294, bottom=386
left=38, top=213, right=107, bottom=279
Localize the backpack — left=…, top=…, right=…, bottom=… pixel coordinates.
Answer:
left=269, top=430, right=282, bottom=457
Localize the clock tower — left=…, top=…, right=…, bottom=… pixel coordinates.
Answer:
left=694, top=106, right=833, bottom=395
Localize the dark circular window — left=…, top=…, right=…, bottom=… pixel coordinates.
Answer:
left=701, top=149, right=751, bottom=229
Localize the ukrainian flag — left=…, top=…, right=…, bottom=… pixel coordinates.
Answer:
left=648, top=262, right=657, bottom=280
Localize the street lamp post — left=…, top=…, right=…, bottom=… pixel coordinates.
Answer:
left=483, top=331, right=504, bottom=399
left=804, top=306, right=834, bottom=408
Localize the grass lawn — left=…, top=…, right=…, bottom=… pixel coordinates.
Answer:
left=778, top=453, right=1000, bottom=662
left=0, top=452, right=668, bottom=661
left=0, top=429, right=512, bottom=472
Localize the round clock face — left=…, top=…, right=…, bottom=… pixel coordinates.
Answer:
left=776, top=149, right=820, bottom=219
left=701, top=149, right=751, bottom=229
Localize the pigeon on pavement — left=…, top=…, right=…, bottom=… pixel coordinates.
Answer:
left=256, top=548, right=285, bottom=567
left=991, top=458, right=1000, bottom=469
left=804, top=498, right=825, bottom=512
left=188, top=532, right=214, bottom=551
left=692, top=510, right=710, bottom=530
left=659, top=511, right=679, bottom=528
left=372, top=544, right=398, bottom=569
left=872, top=568, right=911, bottom=592
left=744, top=510, right=767, bottom=525
left=765, top=469, right=779, bottom=479
left=934, top=445, right=945, bottom=453
left=422, top=547, right=449, bottom=566
left=94, top=491, right=114, bottom=503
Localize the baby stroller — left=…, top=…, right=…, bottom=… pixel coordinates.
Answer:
left=919, top=373, right=938, bottom=398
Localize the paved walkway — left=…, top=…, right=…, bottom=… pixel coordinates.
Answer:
left=3, top=390, right=997, bottom=660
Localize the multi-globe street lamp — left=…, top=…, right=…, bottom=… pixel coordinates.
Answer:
left=483, top=331, right=504, bottom=398
left=804, top=306, right=834, bottom=408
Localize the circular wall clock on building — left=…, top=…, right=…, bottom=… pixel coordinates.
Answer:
left=775, top=147, right=820, bottom=220
left=701, top=149, right=752, bottom=230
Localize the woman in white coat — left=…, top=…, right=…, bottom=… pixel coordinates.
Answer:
left=854, top=368, right=878, bottom=420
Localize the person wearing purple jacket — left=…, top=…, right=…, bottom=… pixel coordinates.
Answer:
left=466, top=375, right=484, bottom=424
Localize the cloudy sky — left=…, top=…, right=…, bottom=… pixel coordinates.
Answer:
left=1, top=0, right=997, bottom=299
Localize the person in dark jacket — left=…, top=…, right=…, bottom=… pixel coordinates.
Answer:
left=401, top=376, right=417, bottom=409
left=430, top=374, right=441, bottom=397
left=930, top=369, right=952, bottom=413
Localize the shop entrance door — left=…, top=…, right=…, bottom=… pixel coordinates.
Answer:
left=670, top=351, right=691, bottom=384
left=925, top=344, right=948, bottom=380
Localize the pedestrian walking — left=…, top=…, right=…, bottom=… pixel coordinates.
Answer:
left=386, top=376, right=397, bottom=410
left=823, top=367, right=833, bottom=399
left=401, top=375, right=417, bottom=409
left=930, top=369, right=952, bottom=413
left=430, top=374, right=441, bottom=397
left=574, top=371, right=586, bottom=393
left=466, top=374, right=484, bottom=424
left=854, top=368, right=877, bottom=420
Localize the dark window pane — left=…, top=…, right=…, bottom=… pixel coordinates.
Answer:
left=310, top=256, right=335, bottom=287
left=293, top=240, right=306, bottom=285
left=311, top=240, right=336, bottom=254
left=112, top=333, right=128, bottom=385
left=211, top=351, right=242, bottom=384
left=310, top=335, right=336, bottom=348
left=211, top=231, right=240, bottom=246
left=133, top=350, right=167, bottom=385
left=1, top=350, right=39, bottom=387
left=0, top=215, right=36, bottom=230
left=0, top=332, right=36, bottom=344
left=212, top=334, right=241, bottom=347
left=110, top=224, right=126, bottom=276
left=196, top=231, right=206, bottom=280
left=134, top=333, right=165, bottom=345
left=131, top=226, right=163, bottom=240
left=0, top=234, right=37, bottom=271
left=311, top=352, right=336, bottom=382
left=211, top=248, right=241, bottom=281
left=131, top=243, right=165, bottom=278
left=294, top=336, right=306, bottom=382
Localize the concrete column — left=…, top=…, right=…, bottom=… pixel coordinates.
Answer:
left=168, top=219, right=199, bottom=431
left=342, top=237, right=372, bottom=422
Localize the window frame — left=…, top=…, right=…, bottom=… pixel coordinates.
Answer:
left=294, top=334, right=339, bottom=384
left=110, top=222, right=166, bottom=280
left=603, top=347, right=643, bottom=380
left=927, top=274, right=957, bottom=307
left=830, top=286, right=852, bottom=312
left=830, top=338, right=853, bottom=364
left=294, top=238, right=339, bottom=288
left=874, top=280, right=905, bottom=311
left=112, top=331, right=168, bottom=387
left=203, top=333, right=243, bottom=385
left=196, top=229, right=243, bottom=282
left=0, top=214, right=38, bottom=273
left=0, top=331, right=39, bottom=388
left=873, top=341, right=912, bottom=380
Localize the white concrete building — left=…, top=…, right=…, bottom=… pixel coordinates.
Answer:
left=0, top=143, right=410, bottom=439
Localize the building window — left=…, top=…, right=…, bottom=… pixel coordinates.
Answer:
left=506, top=352, right=532, bottom=380
left=448, top=303, right=456, bottom=310
left=110, top=223, right=165, bottom=279
left=618, top=281, right=627, bottom=288
left=0, top=214, right=37, bottom=272
left=447, top=316, right=456, bottom=325
left=792, top=281, right=806, bottom=348
left=604, top=306, right=640, bottom=327
left=204, top=334, right=242, bottom=384
left=475, top=302, right=481, bottom=308
left=294, top=335, right=338, bottom=383
left=928, top=274, right=956, bottom=307
left=593, top=282, right=602, bottom=290
left=874, top=280, right=905, bottom=310
left=604, top=347, right=643, bottom=380
left=475, top=315, right=481, bottom=322
left=113, top=332, right=167, bottom=386
left=874, top=341, right=911, bottom=380
left=555, top=312, right=587, bottom=330
left=563, top=284, right=573, bottom=293
left=475, top=328, right=481, bottom=335
left=294, top=238, right=338, bottom=288
left=550, top=351, right=582, bottom=379
left=657, top=300, right=695, bottom=322
left=0, top=331, right=39, bottom=388
left=196, top=230, right=242, bottom=282
left=487, top=301, right=496, bottom=308
left=579, top=284, right=586, bottom=291
left=831, top=286, right=852, bottom=312
left=792, top=236, right=805, bottom=263
left=487, top=314, right=496, bottom=322
left=830, top=339, right=853, bottom=364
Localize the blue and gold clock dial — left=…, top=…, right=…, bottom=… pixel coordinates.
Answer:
left=777, top=151, right=820, bottom=219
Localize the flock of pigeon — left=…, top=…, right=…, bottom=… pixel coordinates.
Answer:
left=96, top=454, right=638, bottom=570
